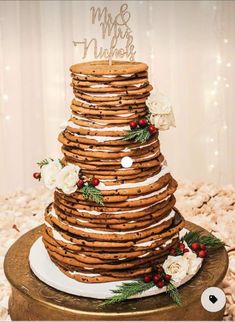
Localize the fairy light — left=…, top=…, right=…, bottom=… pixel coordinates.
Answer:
left=146, top=30, right=150, bottom=37
left=217, top=76, right=221, bottom=81
left=226, top=62, right=231, bottom=67
left=2, top=94, right=8, bottom=101
left=150, top=53, right=155, bottom=60
left=4, top=115, right=11, bottom=121
left=5, top=65, right=10, bottom=71
left=209, top=138, right=214, bottom=142
left=213, top=81, right=218, bottom=86
left=223, top=125, right=228, bottom=130
left=213, top=101, right=218, bottom=106
left=209, top=164, right=215, bottom=170
left=216, top=56, right=222, bottom=64
left=223, top=39, right=228, bottom=44
left=225, top=83, right=230, bottom=88
left=214, top=150, right=219, bottom=156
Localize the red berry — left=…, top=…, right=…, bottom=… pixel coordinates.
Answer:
left=179, top=242, right=185, bottom=250
left=143, top=275, right=152, bottom=283
left=138, top=118, right=147, bottom=127
left=200, top=244, right=206, bottom=250
left=157, top=280, right=165, bottom=288
left=153, top=274, right=161, bottom=283
left=183, top=248, right=189, bottom=253
left=129, top=121, right=137, bottom=129
left=148, top=124, right=157, bottom=133
left=198, top=250, right=207, bottom=258
left=91, top=177, right=100, bottom=186
left=169, top=248, right=176, bottom=255
left=33, top=172, right=41, bottom=180
left=164, top=274, right=172, bottom=282
left=77, top=179, right=84, bottom=188
left=191, top=242, right=200, bottom=251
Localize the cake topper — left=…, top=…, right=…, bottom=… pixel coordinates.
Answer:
left=73, top=3, right=136, bottom=65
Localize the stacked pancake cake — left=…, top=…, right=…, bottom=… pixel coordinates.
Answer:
left=42, top=60, right=185, bottom=283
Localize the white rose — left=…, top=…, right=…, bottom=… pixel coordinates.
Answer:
left=146, top=92, right=176, bottom=130
left=41, top=159, right=62, bottom=190
left=184, top=251, right=202, bottom=275
left=163, top=255, right=189, bottom=282
left=56, top=164, right=80, bottom=194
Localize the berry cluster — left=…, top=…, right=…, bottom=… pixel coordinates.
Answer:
left=129, top=118, right=157, bottom=134
left=143, top=266, right=171, bottom=289
left=168, top=241, right=207, bottom=258
left=191, top=242, right=207, bottom=258
left=77, top=177, right=100, bottom=188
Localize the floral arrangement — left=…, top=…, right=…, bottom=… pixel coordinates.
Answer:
left=33, top=158, right=103, bottom=204
left=101, top=231, right=224, bottom=306
left=122, top=91, right=176, bottom=143
left=146, top=91, right=176, bottom=131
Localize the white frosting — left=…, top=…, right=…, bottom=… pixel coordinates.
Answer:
left=68, top=121, right=130, bottom=132
left=69, top=271, right=100, bottom=277
left=99, top=166, right=169, bottom=190
left=136, top=234, right=178, bottom=247
left=128, top=185, right=168, bottom=201
left=50, top=208, right=175, bottom=235
left=73, top=133, right=121, bottom=142
left=75, top=196, right=171, bottom=216
left=45, top=221, right=75, bottom=244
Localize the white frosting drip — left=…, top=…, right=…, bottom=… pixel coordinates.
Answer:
left=99, top=166, right=169, bottom=190
left=50, top=208, right=175, bottom=235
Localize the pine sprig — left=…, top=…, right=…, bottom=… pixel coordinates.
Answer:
left=182, top=231, right=225, bottom=249
left=81, top=184, right=104, bottom=206
left=122, top=128, right=151, bottom=143
left=166, top=281, right=181, bottom=306
left=100, top=280, right=155, bottom=306
left=37, top=158, right=53, bottom=168
left=101, top=279, right=181, bottom=307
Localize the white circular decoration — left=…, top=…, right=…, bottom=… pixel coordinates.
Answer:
left=121, top=156, right=133, bottom=168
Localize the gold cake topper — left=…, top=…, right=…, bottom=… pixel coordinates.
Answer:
left=73, top=3, right=136, bottom=64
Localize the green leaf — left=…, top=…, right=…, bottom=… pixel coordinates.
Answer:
left=122, top=128, right=151, bottom=143
left=37, top=158, right=53, bottom=168
left=166, top=281, right=181, bottom=306
left=81, top=184, right=104, bottom=206
left=182, top=231, right=225, bottom=248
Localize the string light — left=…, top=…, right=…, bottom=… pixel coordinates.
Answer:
left=223, top=125, right=228, bottom=130
left=213, top=101, right=218, bottom=106
left=214, top=150, right=219, bottom=156
left=209, top=164, right=215, bottom=170
left=2, top=94, right=8, bottom=101
left=4, top=115, right=11, bottom=121
left=216, top=56, right=222, bottom=64
left=217, top=76, right=221, bottom=81
left=209, top=138, right=214, bottom=142
left=225, top=83, right=230, bottom=88
left=226, top=62, right=231, bottom=67
left=5, top=65, right=10, bottom=71
left=146, top=30, right=150, bottom=37
left=223, top=39, right=228, bottom=44
left=150, top=53, right=155, bottom=59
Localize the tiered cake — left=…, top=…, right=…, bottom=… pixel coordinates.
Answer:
left=42, top=60, right=185, bottom=283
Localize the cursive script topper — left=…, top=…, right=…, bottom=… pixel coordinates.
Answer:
left=73, top=3, right=136, bottom=65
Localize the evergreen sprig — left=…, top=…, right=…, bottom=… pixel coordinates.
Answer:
left=166, top=281, right=181, bottom=306
left=37, top=158, right=53, bottom=168
left=101, top=279, right=181, bottom=307
left=81, top=184, right=104, bottom=206
left=182, top=231, right=225, bottom=249
left=100, top=280, right=155, bottom=306
left=122, top=128, right=151, bottom=143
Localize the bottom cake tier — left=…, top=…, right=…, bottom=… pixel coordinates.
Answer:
left=42, top=204, right=185, bottom=283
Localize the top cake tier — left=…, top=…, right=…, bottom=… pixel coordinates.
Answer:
left=70, top=60, right=148, bottom=75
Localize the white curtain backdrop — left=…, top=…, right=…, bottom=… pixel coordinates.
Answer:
left=0, top=0, right=234, bottom=194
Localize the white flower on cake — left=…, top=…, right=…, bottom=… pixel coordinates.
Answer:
left=41, top=159, right=62, bottom=190
left=183, top=250, right=202, bottom=275
left=56, top=164, right=80, bottom=194
left=146, top=92, right=176, bottom=130
left=163, top=255, right=189, bottom=282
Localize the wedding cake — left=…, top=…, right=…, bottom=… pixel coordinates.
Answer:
left=41, top=60, right=185, bottom=283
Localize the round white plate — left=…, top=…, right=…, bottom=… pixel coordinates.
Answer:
left=29, top=229, right=202, bottom=299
